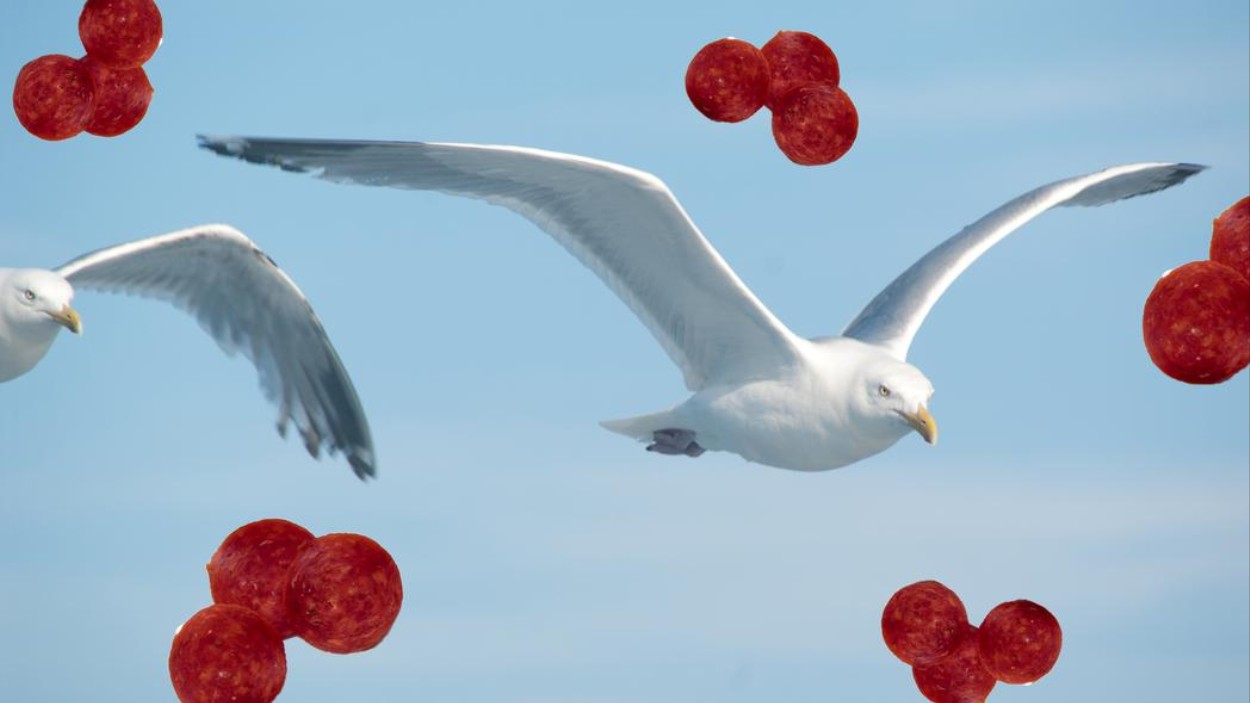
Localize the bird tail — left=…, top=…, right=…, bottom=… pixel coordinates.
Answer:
left=600, top=408, right=677, bottom=442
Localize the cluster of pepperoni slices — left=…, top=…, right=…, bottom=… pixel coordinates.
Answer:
left=168, top=519, right=404, bottom=703
left=684, top=30, right=858, bottom=166
left=11, top=0, right=161, bottom=140
left=882, top=580, right=1062, bottom=703
left=1142, top=195, right=1250, bottom=384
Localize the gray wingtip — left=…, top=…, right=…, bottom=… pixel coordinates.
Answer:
left=196, top=134, right=315, bottom=174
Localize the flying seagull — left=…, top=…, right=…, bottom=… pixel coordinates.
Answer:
left=1, top=224, right=375, bottom=478
left=198, top=136, right=1202, bottom=471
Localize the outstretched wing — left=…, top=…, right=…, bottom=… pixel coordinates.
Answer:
left=56, top=224, right=376, bottom=478
left=842, top=162, right=1205, bottom=359
left=198, top=136, right=805, bottom=391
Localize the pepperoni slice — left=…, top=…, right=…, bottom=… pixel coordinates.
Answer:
left=977, top=599, right=1063, bottom=685
left=207, top=518, right=315, bottom=639
left=1142, top=260, right=1250, bottom=384
left=168, top=603, right=287, bottom=703
left=760, top=30, right=840, bottom=110
left=1210, top=195, right=1250, bottom=282
left=684, top=38, right=770, bottom=123
left=81, top=57, right=153, bottom=136
left=285, top=532, right=403, bottom=654
left=79, top=0, right=163, bottom=69
left=12, top=54, right=95, bottom=141
left=770, top=82, right=858, bottom=166
left=912, top=624, right=997, bottom=703
left=882, top=580, right=970, bottom=665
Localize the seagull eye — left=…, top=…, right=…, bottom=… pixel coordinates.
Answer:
left=879, top=385, right=891, bottom=397
left=23, top=289, right=35, bottom=301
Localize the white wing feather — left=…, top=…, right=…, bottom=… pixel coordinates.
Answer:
left=842, top=162, right=1206, bottom=359
left=198, top=136, right=804, bottom=391
left=55, top=224, right=376, bottom=478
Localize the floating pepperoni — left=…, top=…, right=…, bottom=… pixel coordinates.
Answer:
left=12, top=54, right=95, bottom=141
left=882, top=580, right=970, bottom=665
left=1210, top=195, right=1250, bottom=282
left=912, top=625, right=997, bottom=703
left=977, top=599, right=1063, bottom=685
left=760, top=30, right=840, bottom=110
left=684, top=38, right=770, bottom=123
left=771, top=82, right=858, bottom=166
left=286, top=532, right=403, bottom=654
left=81, top=57, right=153, bottom=137
left=79, top=0, right=163, bottom=69
left=169, top=603, right=287, bottom=703
left=1142, top=260, right=1250, bottom=384
left=207, top=518, right=315, bottom=639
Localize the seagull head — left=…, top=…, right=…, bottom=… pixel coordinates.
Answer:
left=4, top=269, right=81, bottom=335
left=859, top=356, right=937, bottom=445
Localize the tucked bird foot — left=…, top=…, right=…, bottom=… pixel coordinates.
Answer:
left=646, top=428, right=705, bottom=458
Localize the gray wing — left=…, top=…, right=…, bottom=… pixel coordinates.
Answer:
left=197, top=136, right=805, bottom=391
left=55, top=224, right=376, bottom=478
left=842, top=162, right=1206, bottom=360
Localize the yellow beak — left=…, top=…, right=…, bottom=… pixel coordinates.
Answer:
left=48, top=304, right=83, bottom=334
left=902, top=405, right=938, bottom=445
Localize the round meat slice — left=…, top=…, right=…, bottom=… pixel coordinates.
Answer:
left=912, top=625, right=997, bottom=703
left=1142, top=260, right=1250, bottom=384
left=82, top=57, right=153, bottom=137
left=977, top=599, right=1062, bottom=685
left=285, top=532, right=403, bottom=654
left=169, top=603, right=287, bottom=703
left=208, top=518, right=315, bottom=639
left=79, top=0, right=164, bottom=69
left=12, top=54, right=95, bottom=141
left=760, top=30, right=840, bottom=110
left=882, top=580, right=970, bottom=665
left=771, top=82, right=858, bottom=166
left=684, top=38, right=770, bottom=123
left=1210, top=195, right=1249, bottom=282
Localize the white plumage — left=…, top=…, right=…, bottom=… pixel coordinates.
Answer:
left=1, top=224, right=375, bottom=478
left=199, top=136, right=1202, bottom=471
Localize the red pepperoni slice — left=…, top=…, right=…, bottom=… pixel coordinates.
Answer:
left=760, top=30, right=840, bottom=110
left=207, top=518, right=315, bottom=639
left=79, top=0, right=163, bottom=69
left=977, top=599, right=1063, bottom=685
left=81, top=57, right=153, bottom=137
left=168, top=603, right=287, bottom=703
left=1142, top=260, right=1250, bottom=384
left=882, top=580, right=970, bottom=665
left=285, top=532, right=403, bottom=654
left=771, top=82, right=858, bottom=166
left=912, top=625, right=997, bottom=703
left=684, top=38, right=770, bottom=123
left=1210, top=195, right=1250, bottom=282
left=12, top=54, right=95, bottom=141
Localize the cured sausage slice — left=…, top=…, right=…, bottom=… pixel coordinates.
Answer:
left=1142, top=260, right=1250, bottom=384
left=169, top=603, right=287, bottom=703
left=977, top=599, right=1063, bottom=685
left=685, top=38, right=770, bottom=123
left=208, top=518, right=315, bottom=639
left=882, top=580, right=969, bottom=665
left=285, top=533, right=403, bottom=654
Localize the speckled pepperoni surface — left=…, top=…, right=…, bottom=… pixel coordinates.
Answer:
left=1210, top=195, right=1250, bottom=282
left=79, top=0, right=163, bottom=68
left=81, top=57, right=152, bottom=136
left=882, top=580, right=969, bottom=666
left=770, top=82, right=858, bottom=165
left=912, top=625, right=997, bottom=703
left=977, top=600, right=1063, bottom=685
left=684, top=38, right=770, bottom=123
left=208, top=518, right=316, bottom=639
left=285, top=532, right=403, bottom=654
left=12, top=54, right=94, bottom=141
left=1143, top=260, right=1250, bottom=384
left=760, top=30, right=840, bottom=110
left=168, top=603, right=287, bottom=703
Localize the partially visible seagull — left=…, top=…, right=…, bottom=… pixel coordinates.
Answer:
left=1, top=224, right=375, bottom=478
left=199, top=136, right=1202, bottom=471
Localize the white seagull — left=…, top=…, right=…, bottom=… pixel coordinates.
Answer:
left=1, top=224, right=375, bottom=478
left=199, top=136, right=1202, bottom=471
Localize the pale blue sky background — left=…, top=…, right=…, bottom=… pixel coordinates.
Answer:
left=1, top=1, right=1247, bottom=701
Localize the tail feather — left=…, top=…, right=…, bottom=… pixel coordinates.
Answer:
left=600, top=409, right=676, bottom=442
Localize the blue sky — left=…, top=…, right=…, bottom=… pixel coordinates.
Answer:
left=1, top=1, right=1247, bottom=701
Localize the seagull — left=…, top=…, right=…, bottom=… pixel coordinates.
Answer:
left=198, top=136, right=1202, bottom=471
left=1, top=224, right=375, bottom=478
